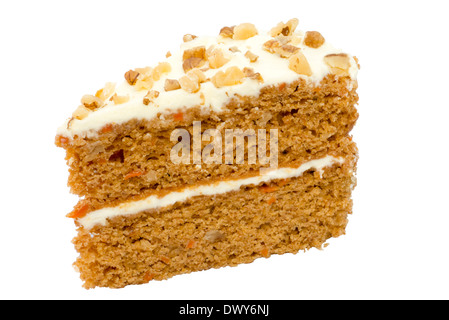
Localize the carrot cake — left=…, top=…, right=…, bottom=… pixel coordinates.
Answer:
left=55, top=18, right=359, bottom=289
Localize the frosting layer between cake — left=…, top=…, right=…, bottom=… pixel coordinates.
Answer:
left=78, top=155, right=344, bottom=229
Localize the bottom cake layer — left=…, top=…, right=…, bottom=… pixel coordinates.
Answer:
left=72, top=155, right=356, bottom=288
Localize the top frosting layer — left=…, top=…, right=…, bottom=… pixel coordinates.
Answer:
left=57, top=19, right=359, bottom=139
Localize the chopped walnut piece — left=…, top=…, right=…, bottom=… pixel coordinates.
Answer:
left=288, top=51, right=312, bottom=76
left=219, top=26, right=235, bottom=38
left=182, top=57, right=206, bottom=73
left=353, top=56, right=360, bottom=69
left=134, top=67, right=154, bottom=90
left=203, top=230, right=225, bottom=243
left=206, top=46, right=230, bottom=69
left=228, top=46, right=240, bottom=53
left=110, top=93, right=130, bottom=104
left=152, top=62, right=171, bottom=81
left=243, top=67, right=263, bottom=82
left=269, top=18, right=299, bottom=37
left=81, top=94, right=104, bottom=110
left=304, top=31, right=325, bottom=48
left=263, top=39, right=281, bottom=54
left=244, top=50, right=259, bottom=62
left=211, top=66, right=245, bottom=88
left=95, top=82, right=116, bottom=101
left=183, top=46, right=206, bottom=61
left=186, top=68, right=206, bottom=83
left=72, top=105, right=91, bottom=120
left=233, top=23, right=258, bottom=40
left=143, top=90, right=160, bottom=105
left=164, top=79, right=181, bottom=91
left=124, top=69, right=140, bottom=85
left=179, top=75, right=200, bottom=93
left=278, top=44, right=300, bottom=58
left=183, top=34, right=197, bottom=42
left=324, top=53, right=351, bottom=75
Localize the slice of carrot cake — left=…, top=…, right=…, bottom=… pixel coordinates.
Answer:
left=55, top=18, right=359, bottom=289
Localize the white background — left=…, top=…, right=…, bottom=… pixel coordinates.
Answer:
left=1, top=0, right=448, bottom=300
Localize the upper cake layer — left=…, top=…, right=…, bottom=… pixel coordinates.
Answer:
left=57, top=19, right=359, bottom=139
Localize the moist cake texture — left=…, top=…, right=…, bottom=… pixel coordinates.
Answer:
left=55, top=19, right=359, bottom=288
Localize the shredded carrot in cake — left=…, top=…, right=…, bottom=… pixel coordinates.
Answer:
left=66, top=203, right=89, bottom=219
left=144, top=272, right=155, bottom=282
left=123, top=170, right=145, bottom=180
left=259, top=185, right=278, bottom=193
left=260, top=248, right=269, bottom=258
left=186, top=239, right=196, bottom=249
left=173, top=112, right=184, bottom=121
left=160, top=256, right=171, bottom=264
left=267, top=197, right=276, bottom=205
left=100, top=124, right=113, bottom=133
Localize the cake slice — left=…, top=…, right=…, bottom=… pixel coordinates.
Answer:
left=55, top=19, right=359, bottom=288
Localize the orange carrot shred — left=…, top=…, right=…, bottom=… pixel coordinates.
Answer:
left=173, top=112, right=184, bottom=121
left=160, top=256, right=170, bottom=264
left=261, top=248, right=269, bottom=258
left=144, top=271, right=155, bottom=282
left=124, top=170, right=144, bottom=180
left=259, top=185, right=278, bottom=193
left=66, top=203, right=89, bottom=219
left=100, top=124, right=113, bottom=133
left=186, top=239, right=196, bottom=249
left=267, top=197, right=276, bottom=205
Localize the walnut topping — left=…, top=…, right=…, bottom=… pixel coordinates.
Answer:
left=269, top=18, right=299, bottom=37
left=244, top=50, right=259, bottom=62
left=288, top=51, right=312, bottom=76
left=304, top=31, right=325, bottom=48
left=233, top=23, right=258, bottom=40
left=143, top=90, right=160, bottom=105
left=110, top=93, right=130, bottom=105
left=81, top=94, right=104, bottom=110
left=243, top=67, right=263, bottom=82
left=183, top=57, right=206, bottom=73
left=211, top=66, right=245, bottom=88
left=219, top=26, right=235, bottom=38
left=133, top=67, right=154, bottom=90
left=263, top=39, right=299, bottom=58
left=124, top=69, right=140, bottom=85
left=72, top=105, right=91, bottom=120
left=179, top=75, right=200, bottom=93
left=277, top=44, right=300, bottom=58
left=206, top=46, right=230, bottom=69
left=324, top=53, right=351, bottom=75
left=183, top=34, right=197, bottom=42
left=229, top=46, right=240, bottom=53
left=186, top=68, right=206, bottom=83
left=95, top=82, right=116, bottom=101
left=152, top=62, right=171, bottom=81
left=164, top=79, right=181, bottom=91
left=183, top=46, right=206, bottom=61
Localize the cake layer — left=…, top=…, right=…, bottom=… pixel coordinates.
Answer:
left=59, top=76, right=358, bottom=211
left=72, top=153, right=356, bottom=288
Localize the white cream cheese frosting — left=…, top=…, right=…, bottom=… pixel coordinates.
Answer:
left=78, top=155, right=344, bottom=230
left=57, top=22, right=358, bottom=139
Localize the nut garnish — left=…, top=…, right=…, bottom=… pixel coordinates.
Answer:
left=72, top=105, right=91, bottom=120
left=183, top=57, right=206, bottom=73
left=269, top=18, right=299, bottom=37
left=211, top=66, right=245, bottom=88
left=124, top=69, right=140, bottom=85
left=324, top=53, right=351, bottom=75
left=243, top=67, right=263, bottom=82
left=304, top=31, right=325, bottom=48
left=233, top=23, right=258, bottom=40
left=244, top=50, right=259, bottom=62
left=152, top=62, right=171, bottom=81
left=206, top=46, right=230, bottom=69
left=263, top=39, right=299, bottom=58
left=183, top=34, right=197, bottom=42
left=219, top=26, right=235, bottom=38
left=164, top=79, right=181, bottom=91
left=110, top=93, right=130, bottom=105
left=263, top=39, right=281, bottom=54
left=186, top=68, right=206, bottom=83
left=95, top=82, right=116, bottom=101
left=179, top=75, right=200, bottom=93
left=277, top=44, right=300, bottom=58
left=288, top=51, right=312, bottom=76
left=143, top=90, right=160, bottom=105
left=228, top=46, right=240, bottom=53
left=183, top=46, right=206, bottom=61
left=81, top=94, right=104, bottom=110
